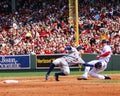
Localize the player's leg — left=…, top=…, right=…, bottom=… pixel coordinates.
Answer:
left=54, top=72, right=66, bottom=81
left=45, top=59, right=60, bottom=80
left=45, top=63, right=55, bottom=80
left=77, top=66, right=90, bottom=80
left=88, top=67, right=105, bottom=79
left=77, top=60, right=99, bottom=80
left=77, top=62, right=94, bottom=80
left=88, top=63, right=111, bottom=80
left=55, top=63, right=70, bottom=81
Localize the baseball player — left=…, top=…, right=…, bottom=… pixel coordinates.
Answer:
left=77, top=39, right=112, bottom=80
left=45, top=46, right=85, bottom=81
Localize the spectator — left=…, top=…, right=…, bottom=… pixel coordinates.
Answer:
left=0, top=0, right=120, bottom=55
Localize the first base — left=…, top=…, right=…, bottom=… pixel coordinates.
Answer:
left=3, top=80, right=19, bottom=84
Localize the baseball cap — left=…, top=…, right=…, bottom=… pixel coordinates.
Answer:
left=65, top=46, right=71, bottom=50
left=77, top=46, right=84, bottom=51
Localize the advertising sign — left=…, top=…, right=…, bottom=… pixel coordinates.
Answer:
left=36, top=54, right=64, bottom=69
left=0, top=55, right=30, bottom=69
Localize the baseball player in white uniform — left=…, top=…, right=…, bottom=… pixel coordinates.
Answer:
left=45, top=46, right=85, bottom=81
left=77, top=39, right=112, bottom=80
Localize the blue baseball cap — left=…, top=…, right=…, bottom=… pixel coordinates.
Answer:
left=65, top=46, right=72, bottom=50
left=77, top=46, right=84, bottom=51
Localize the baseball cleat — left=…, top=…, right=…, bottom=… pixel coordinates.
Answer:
left=104, top=76, right=111, bottom=80
left=55, top=73, right=59, bottom=81
left=77, top=76, right=87, bottom=80
left=45, top=74, right=49, bottom=80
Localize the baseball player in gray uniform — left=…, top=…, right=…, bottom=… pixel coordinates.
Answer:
left=45, top=46, right=85, bottom=81
left=77, top=39, right=112, bottom=80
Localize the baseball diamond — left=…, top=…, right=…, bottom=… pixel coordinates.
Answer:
left=0, top=74, right=120, bottom=96
left=0, top=0, right=120, bottom=96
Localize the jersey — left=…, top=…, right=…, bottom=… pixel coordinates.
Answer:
left=62, top=47, right=85, bottom=66
left=99, top=44, right=112, bottom=63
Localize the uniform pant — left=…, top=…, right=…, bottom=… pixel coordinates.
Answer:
left=82, top=60, right=107, bottom=79
left=53, top=57, right=70, bottom=75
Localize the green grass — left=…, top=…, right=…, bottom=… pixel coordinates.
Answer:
left=0, top=70, right=119, bottom=77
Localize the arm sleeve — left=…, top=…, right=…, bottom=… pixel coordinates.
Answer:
left=100, top=51, right=110, bottom=57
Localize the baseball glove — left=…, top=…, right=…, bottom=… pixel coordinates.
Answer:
left=94, top=62, right=102, bottom=69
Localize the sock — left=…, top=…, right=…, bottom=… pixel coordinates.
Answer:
left=55, top=72, right=66, bottom=76
left=46, top=63, right=55, bottom=76
left=55, top=72, right=66, bottom=81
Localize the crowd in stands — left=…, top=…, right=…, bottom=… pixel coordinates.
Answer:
left=0, top=0, right=120, bottom=55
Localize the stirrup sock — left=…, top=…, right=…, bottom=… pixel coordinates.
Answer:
left=46, top=63, right=55, bottom=75
left=55, top=72, right=66, bottom=76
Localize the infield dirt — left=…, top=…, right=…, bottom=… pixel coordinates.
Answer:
left=0, top=74, right=120, bottom=96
